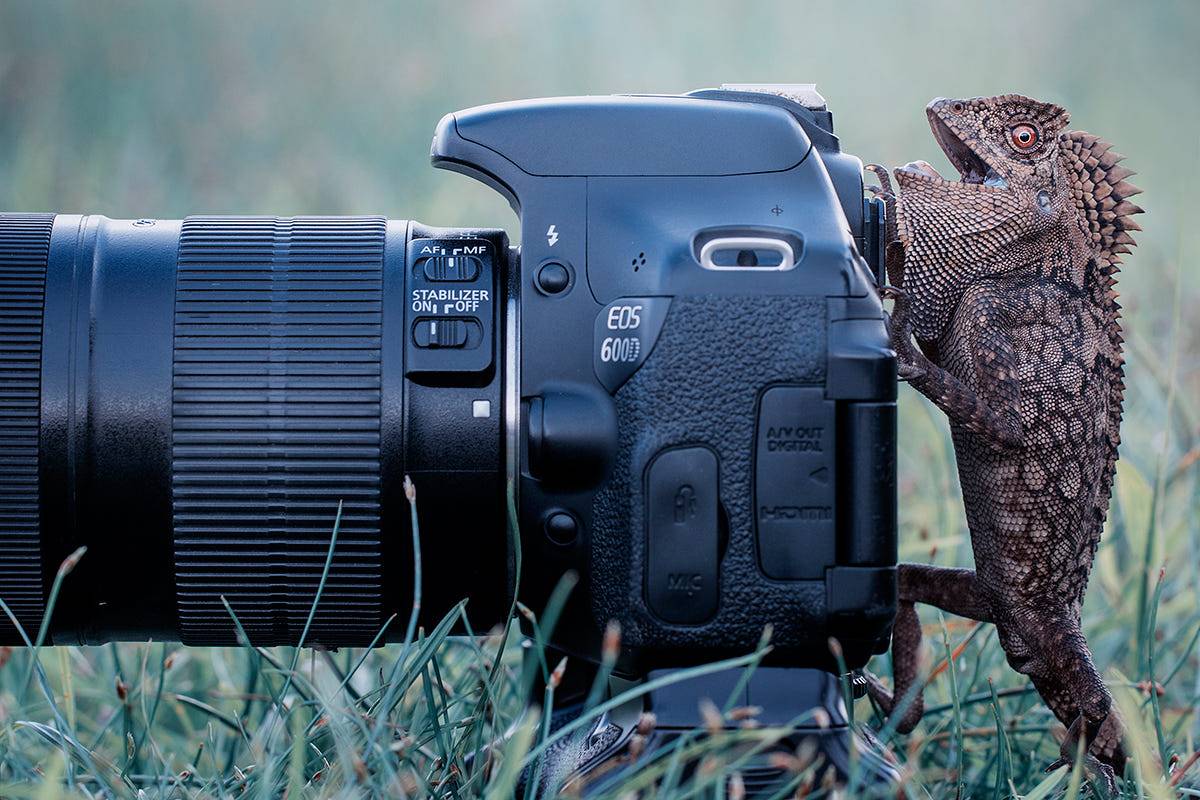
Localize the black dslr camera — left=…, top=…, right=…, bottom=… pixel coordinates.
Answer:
left=0, top=85, right=896, bottom=788
left=428, top=85, right=898, bottom=671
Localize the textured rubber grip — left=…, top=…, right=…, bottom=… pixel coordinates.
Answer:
left=172, top=216, right=387, bottom=646
left=0, top=214, right=52, bottom=641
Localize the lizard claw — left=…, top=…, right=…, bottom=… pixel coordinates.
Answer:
left=1044, top=754, right=1117, bottom=797
left=865, top=163, right=894, bottom=197
left=860, top=669, right=893, bottom=711
left=880, top=286, right=927, bottom=381
left=1094, top=762, right=1118, bottom=797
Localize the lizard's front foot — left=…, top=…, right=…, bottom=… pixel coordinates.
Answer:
left=865, top=163, right=895, bottom=200
left=879, top=285, right=929, bottom=381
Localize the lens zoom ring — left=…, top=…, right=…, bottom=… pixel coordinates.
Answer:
left=0, top=214, right=52, bottom=641
left=173, top=217, right=387, bottom=646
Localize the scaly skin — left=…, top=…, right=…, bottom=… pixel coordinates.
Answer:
left=865, top=94, right=1143, bottom=787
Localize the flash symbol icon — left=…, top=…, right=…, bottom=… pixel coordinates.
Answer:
left=546, top=224, right=559, bottom=246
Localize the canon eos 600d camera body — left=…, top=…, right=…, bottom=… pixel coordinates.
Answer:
left=430, top=84, right=898, bottom=672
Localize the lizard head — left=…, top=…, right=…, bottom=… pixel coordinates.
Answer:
left=899, top=94, right=1071, bottom=198
left=892, top=94, right=1078, bottom=339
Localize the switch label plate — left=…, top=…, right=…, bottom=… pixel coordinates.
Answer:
left=405, top=238, right=495, bottom=375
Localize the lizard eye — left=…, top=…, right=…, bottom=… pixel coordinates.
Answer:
left=1010, top=124, right=1039, bottom=151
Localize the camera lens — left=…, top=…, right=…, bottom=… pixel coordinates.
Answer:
left=0, top=214, right=509, bottom=647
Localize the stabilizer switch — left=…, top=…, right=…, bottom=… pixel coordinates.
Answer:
left=406, top=238, right=495, bottom=375
left=412, top=317, right=480, bottom=348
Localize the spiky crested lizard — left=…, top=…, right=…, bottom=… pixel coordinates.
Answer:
left=864, top=94, right=1143, bottom=787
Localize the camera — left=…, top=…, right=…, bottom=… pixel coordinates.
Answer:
left=0, top=85, right=896, bottom=676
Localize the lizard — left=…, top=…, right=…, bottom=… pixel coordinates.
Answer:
left=861, top=94, right=1143, bottom=788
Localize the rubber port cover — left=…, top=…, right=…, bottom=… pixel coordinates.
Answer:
left=645, top=446, right=720, bottom=624
left=754, top=385, right=836, bottom=579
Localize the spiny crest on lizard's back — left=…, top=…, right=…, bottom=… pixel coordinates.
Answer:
left=1062, top=131, right=1143, bottom=264
left=1062, top=128, right=1143, bottom=560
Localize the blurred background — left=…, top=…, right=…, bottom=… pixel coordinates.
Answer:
left=0, top=0, right=1198, bottom=790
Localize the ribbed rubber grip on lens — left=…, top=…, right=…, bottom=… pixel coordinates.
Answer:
left=172, top=217, right=387, bottom=646
left=0, top=214, right=52, bottom=641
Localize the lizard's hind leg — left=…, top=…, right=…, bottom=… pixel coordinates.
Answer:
left=1029, top=673, right=1126, bottom=775
left=866, top=564, right=991, bottom=733
left=998, top=609, right=1121, bottom=790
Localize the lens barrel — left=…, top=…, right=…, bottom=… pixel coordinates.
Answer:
left=0, top=213, right=508, bottom=647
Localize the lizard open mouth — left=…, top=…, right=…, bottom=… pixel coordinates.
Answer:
left=898, top=111, right=1009, bottom=190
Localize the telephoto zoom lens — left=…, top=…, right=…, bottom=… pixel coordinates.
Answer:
left=0, top=214, right=511, bottom=647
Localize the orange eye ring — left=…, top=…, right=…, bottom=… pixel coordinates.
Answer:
left=1010, top=123, right=1039, bottom=150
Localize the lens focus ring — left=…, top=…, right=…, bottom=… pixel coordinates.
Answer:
left=172, top=216, right=387, bottom=646
left=0, top=214, right=53, bottom=642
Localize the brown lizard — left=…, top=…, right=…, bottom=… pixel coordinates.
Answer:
left=863, top=94, right=1143, bottom=788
